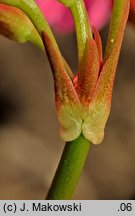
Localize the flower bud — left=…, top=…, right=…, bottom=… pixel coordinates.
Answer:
left=42, top=0, right=130, bottom=144
left=0, top=3, right=43, bottom=48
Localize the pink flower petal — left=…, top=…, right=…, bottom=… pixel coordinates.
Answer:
left=35, top=0, right=113, bottom=33
left=86, top=0, right=113, bottom=30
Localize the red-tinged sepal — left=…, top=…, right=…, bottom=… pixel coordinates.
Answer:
left=75, top=38, right=100, bottom=108
left=93, top=27, right=103, bottom=64
left=42, top=31, right=82, bottom=141
left=82, top=0, right=130, bottom=144
left=82, top=42, right=119, bottom=144
left=0, top=4, right=43, bottom=48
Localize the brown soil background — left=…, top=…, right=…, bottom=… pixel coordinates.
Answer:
left=0, top=24, right=135, bottom=199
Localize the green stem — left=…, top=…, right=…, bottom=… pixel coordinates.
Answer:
left=104, top=0, right=129, bottom=60
left=59, top=0, right=92, bottom=66
left=46, top=134, right=91, bottom=200
left=70, top=0, right=92, bottom=64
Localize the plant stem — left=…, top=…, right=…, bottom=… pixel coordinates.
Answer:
left=59, top=0, right=92, bottom=66
left=45, top=1, right=92, bottom=199
left=70, top=0, right=92, bottom=65
left=46, top=134, right=91, bottom=200
left=104, top=0, right=130, bottom=60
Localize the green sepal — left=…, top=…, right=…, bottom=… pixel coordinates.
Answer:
left=42, top=31, right=82, bottom=141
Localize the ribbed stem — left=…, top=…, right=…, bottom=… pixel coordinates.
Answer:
left=46, top=134, right=91, bottom=200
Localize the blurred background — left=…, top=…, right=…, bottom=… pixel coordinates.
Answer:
left=0, top=23, right=135, bottom=200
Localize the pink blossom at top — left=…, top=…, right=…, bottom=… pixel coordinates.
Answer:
left=35, top=0, right=113, bottom=33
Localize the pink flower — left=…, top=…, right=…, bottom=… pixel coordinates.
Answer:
left=35, top=0, right=113, bottom=33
